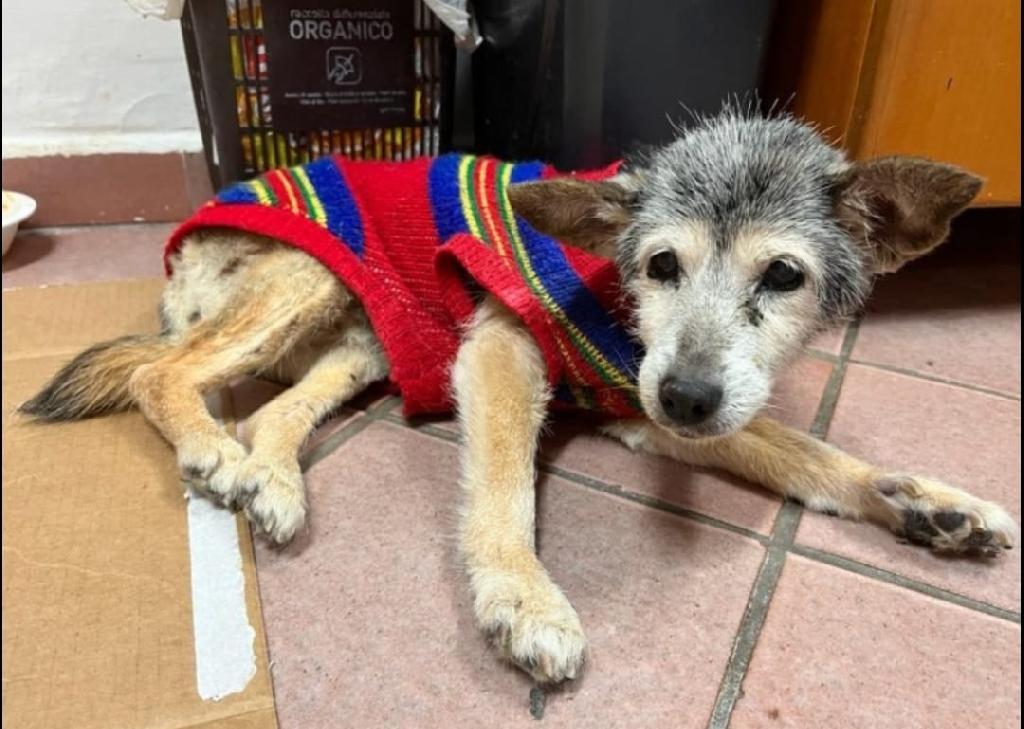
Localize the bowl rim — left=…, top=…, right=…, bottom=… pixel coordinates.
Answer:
left=2, top=191, right=38, bottom=228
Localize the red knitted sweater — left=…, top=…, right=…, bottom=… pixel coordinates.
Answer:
left=167, top=155, right=642, bottom=418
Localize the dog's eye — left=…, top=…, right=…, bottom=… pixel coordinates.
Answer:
left=647, top=250, right=680, bottom=282
left=760, top=259, right=804, bottom=292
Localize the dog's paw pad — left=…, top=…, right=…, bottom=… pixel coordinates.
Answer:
left=876, top=475, right=1018, bottom=556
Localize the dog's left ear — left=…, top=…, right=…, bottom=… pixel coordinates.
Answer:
left=833, top=157, right=983, bottom=274
left=507, top=175, right=638, bottom=257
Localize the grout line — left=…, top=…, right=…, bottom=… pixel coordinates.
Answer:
left=707, top=501, right=801, bottom=729
left=298, top=415, right=375, bottom=472
left=845, top=358, right=1021, bottom=402
left=837, top=319, right=862, bottom=361
left=542, top=463, right=769, bottom=545
left=789, top=544, right=1021, bottom=625
left=299, top=396, right=401, bottom=471
left=366, top=394, right=404, bottom=416
left=707, top=321, right=861, bottom=729
left=809, top=321, right=860, bottom=440
left=391, top=415, right=461, bottom=443
left=803, top=347, right=840, bottom=363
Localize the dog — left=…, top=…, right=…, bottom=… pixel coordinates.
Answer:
left=20, top=109, right=1019, bottom=684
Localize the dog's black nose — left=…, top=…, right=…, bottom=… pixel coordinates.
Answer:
left=658, top=377, right=723, bottom=426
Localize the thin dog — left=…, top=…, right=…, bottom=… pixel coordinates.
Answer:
left=21, top=110, right=1018, bottom=684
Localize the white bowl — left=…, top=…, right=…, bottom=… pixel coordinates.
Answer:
left=2, top=191, right=38, bottom=257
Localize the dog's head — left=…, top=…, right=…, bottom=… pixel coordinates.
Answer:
left=509, top=110, right=982, bottom=437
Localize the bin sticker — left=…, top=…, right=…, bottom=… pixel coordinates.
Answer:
left=263, top=1, right=415, bottom=130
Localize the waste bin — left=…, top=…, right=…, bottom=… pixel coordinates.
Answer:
left=181, top=0, right=455, bottom=187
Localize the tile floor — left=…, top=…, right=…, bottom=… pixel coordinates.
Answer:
left=3, top=207, right=1020, bottom=728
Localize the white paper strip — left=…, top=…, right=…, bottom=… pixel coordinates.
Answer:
left=187, top=493, right=257, bottom=701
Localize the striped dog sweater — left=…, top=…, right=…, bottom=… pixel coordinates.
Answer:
left=167, top=155, right=643, bottom=418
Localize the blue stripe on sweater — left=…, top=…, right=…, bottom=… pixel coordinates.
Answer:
left=428, top=154, right=470, bottom=242
left=508, top=169, right=640, bottom=380
left=305, top=157, right=365, bottom=258
left=217, top=182, right=258, bottom=204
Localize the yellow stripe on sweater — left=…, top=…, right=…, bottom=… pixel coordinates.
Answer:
left=249, top=178, right=273, bottom=205
left=457, top=156, right=483, bottom=240
left=292, top=166, right=327, bottom=227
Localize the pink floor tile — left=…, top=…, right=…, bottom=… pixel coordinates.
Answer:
left=732, top=556, right=1021, bottom=729
left=2, top=224, right=171, bottom=289
left=539, top=356, right=832, bottom=534
left=763, top=355, right=833, bottom=429
left=542, top=423, right=781, bottom=534
left=851, top=213, right=1020, bottom=394
left=253, top=421, right=765, bottom=728
left=798, top=364, right=1021, bottom=611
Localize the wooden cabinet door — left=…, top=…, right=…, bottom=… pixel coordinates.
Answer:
left=765, top=0, right=1021, bottom=206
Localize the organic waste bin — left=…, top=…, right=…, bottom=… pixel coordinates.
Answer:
left=181, top=0, right=455, bottom=187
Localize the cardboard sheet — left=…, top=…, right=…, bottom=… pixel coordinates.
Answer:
left=2, top=279, right=277, bottom=729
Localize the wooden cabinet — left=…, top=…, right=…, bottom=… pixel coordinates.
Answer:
left=765, top=0, right=1021, bottom=206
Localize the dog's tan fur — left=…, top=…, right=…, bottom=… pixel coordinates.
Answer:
left=22, top=150, right=1018, bottom=684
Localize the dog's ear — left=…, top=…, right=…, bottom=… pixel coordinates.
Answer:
left=833, top=157, right=983, bottom=274
left=507, top=175, right=639, bottom=258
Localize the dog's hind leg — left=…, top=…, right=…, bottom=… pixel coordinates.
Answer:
left=604, top=417, right=1018, bottom=555
left=453, top=297, right=586, bottom=684
left=230, top=329, right=388, bottom=543
left=129, top=256, right=348, bottom=506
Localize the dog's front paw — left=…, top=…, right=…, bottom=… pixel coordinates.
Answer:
left=474, top=571, right=586, bottom=683
left=235, top=458, right=307, bottom=544
left=874, top=475, right=1019, bottom=556
left=178, top=437, right=247, bottom=496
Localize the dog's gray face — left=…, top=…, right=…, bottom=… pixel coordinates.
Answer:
left=509, top=109, right=982, bottom=438
left=617, top=115, right=868, bottom=436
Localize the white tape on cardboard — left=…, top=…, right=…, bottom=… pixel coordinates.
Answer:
left=186, top=493, right=257, bottom=701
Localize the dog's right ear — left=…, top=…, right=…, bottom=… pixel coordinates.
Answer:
left=832, top=157, right=983, bottom=274
left=508, top=174, right=639, bottom=258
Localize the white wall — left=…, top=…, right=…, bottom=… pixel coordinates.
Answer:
left=1, top=0, right=202, bottom=157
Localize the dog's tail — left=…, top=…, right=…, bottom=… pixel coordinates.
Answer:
left=19, top=334, right=170, bottom=421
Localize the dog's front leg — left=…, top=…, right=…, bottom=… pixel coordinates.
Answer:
left=453, top=298, right=586, bottom=683
left=605, top=417, right=1018, bottom=555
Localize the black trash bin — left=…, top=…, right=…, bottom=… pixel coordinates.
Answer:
left=466, top=0, right=776, bottom=169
